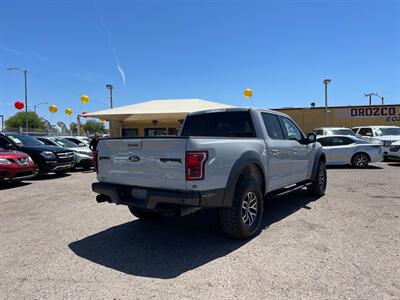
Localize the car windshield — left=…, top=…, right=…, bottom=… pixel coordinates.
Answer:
left=7, top=134, right=44, bottom=147
left=49, top=137, right=80, bottom=148
left=327, top=129, right=356, bottom=136
left=376, top=127, right=400, bottom=136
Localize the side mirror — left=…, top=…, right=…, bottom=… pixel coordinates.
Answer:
left=4, top=143, right=16, bottom=150
left=307, top=132, right=316, bottom=144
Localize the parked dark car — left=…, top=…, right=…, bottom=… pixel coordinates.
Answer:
left=0, top=150, right=37, bottom=183
left=36, top=136, right=93, bottom=169
left=0, top=133, right=74, bottom=175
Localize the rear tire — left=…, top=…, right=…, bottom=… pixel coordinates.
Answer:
left=128, top=206, right=162, bottom=219
left=219, top=176, right=263, bottom=239
left=351, top=153, right=369, bottom=168
left=307, top=160, right=327, bottom=196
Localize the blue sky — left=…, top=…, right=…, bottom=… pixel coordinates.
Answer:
left=0, top=0, right=399, bottom=126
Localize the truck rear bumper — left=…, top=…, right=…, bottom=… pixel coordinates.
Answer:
left=92, top=182, right=225, bottom=209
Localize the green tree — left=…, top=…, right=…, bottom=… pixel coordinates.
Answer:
left=69, top=122, right=78, bottom=133
left=82, top=119, right=107, bottom=134
left=5, top=112, right=45, bottom=129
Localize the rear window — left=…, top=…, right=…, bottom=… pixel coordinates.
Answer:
left=181, top=111, right=256, bottom=138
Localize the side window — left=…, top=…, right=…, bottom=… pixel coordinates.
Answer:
left=280, top=117, right=303, bottom=141
left=40, top=139, right=51, bottom=145
left=261, top=113, right=284, bottom=140
left=352, top=128, right=358, bottom=134
left=330, top=137, right=355, bottom=146
left=315, top=129, right=323, bottom=135
left=358, top=128, right=373, bottom=136
left=317, top=137, right=332, bottom=146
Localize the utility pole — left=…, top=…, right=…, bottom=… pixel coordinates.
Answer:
left=364, top=92, right=383, bottom=105
left=6, top=67, right=29, bottom=134
left=106, top=84, right=113, bottom=108
left=77, top=115, right=81, bottom=136
left=323, top=79, right=331, bottom=127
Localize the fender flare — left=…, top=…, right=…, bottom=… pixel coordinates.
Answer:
left=221, top=151, right=266, bottom=207
left=311, top=148, right=326, bottom=180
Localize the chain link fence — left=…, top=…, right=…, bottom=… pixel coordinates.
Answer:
left=1, top=127, right=99, bottom=137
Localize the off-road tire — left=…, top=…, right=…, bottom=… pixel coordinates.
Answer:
left=307, top=159, right=327, bottom=196
left=128, top=206, right=162, bottom=219
left=219, top=176, right=263, bottom=239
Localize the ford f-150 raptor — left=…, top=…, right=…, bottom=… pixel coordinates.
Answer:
left=93, top=108, right=326, bottom=239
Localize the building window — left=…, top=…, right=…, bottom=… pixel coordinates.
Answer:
left=144, top=128, right=166, bottom=136
left=122, top=128, right=138, bottom=137
left=168, top=128, right=179, bottom=136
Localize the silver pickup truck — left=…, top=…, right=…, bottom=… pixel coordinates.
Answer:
left=93, top=108, right=327, bottom=239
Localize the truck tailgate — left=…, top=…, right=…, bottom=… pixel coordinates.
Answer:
left=97, top=138, right=187, bottom=190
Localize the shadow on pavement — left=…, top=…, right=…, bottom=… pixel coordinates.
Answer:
left=30, top=173, right=71, bottom=181
left=69, top=189, right=321, bottom=279
left=0, top=181, right=31, bottom=190
left=327, top=165, right=383, bottom=170
left=388, top=163, right=400, bottom=167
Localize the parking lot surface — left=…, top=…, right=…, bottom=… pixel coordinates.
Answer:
left=0, top=163, right=399, bottom=299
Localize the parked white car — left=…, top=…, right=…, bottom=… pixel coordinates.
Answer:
left=314, top=127, right=357, bottom=137
left=317, top=135, right=383, bottom=168
left=60, top=136, right=92, bottom=147
left=352, top=126, right=400, bottom=157
left=387, top=140, right=400, bottom=160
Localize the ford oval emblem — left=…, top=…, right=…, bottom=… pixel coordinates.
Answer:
left=129, top=155, right=140, bottom=162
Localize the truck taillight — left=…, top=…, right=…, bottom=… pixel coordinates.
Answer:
left=185, top=151, right=208, bottom=180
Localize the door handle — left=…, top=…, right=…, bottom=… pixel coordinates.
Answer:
left=271, top=149, right=280, bottom=155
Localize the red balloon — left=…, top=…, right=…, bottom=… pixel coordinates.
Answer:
left=15, top=100, right=24, bottom=110
left=81, top=112, right=88, bottom=118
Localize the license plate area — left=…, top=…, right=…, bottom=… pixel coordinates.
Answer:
left=130, top=188, right=148, bottom=200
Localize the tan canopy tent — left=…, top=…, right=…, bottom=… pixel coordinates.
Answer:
left=85, top=99, right=233, bottom=122
left=84, top=98, right=234, bottom=137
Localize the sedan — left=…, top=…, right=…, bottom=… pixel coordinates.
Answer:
left=0, top=151, right=37, bottom=183
left=317, top=135, right=383, bottom=168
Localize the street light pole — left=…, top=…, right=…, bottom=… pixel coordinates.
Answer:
left=0, top=115, right=4, bottom=132
left=24, top=70, right=28, bottom=134
left=323, top=79, right=331, bottom=127
left=33, top=102, right=48, bottom=113
left=106, top=84, right=113, bottom=108
left=6, top=67, right=29, bottom=134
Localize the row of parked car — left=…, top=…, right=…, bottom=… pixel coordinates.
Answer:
left=313, top=125, right=400, bottom=167
left=0, top=133, right=94, bottom=183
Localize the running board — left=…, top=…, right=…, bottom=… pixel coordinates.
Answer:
left=267, top=181, right=312, bottom=198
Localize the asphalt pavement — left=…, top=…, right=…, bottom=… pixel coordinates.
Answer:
left=0, top=163, right=399, bottom=299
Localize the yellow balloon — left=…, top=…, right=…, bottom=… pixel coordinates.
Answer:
left=65, top=108, right=73, bottom=116
left=80, top=95, right=90, bottom=104
left=49, top=105, right=58, bottom=113
left=244, top=88, right=253, bottom=98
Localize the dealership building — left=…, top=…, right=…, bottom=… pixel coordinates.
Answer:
left=85, top=99, right=400, bottom=137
